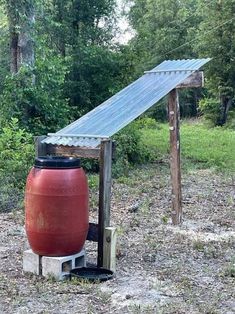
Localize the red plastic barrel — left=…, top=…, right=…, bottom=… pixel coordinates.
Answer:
left=25, top=157, right=89, bottom=256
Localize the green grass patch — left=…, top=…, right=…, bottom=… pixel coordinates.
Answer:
left=141, top=121, right=235, bottom=173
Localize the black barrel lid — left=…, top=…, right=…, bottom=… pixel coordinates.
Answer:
left=35, top=156, right=81, bottom=169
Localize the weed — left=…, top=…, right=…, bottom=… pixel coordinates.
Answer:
left=88, top=174, right=99, bottom=190
left=116, top=225, right=127, bottom=236
left=70, top=277, right=93, bottom=289
left=161, top=215, right=169, bottom=224
left=203, top=244, right=221, bottom=259
left=144, top=234, right=158, bottom=250
left=128, top=303, right=157, bottom=314
left=192, top=239, right=205, bottom=252
left=130, top=216, right=140, bottom=228
left=117, top=176, right=134, bottom=186
left=96, top=289, right=112, bottom=304
left=46, top=274, right=57, bottom=283
left=89, top=192, right=98, bottom=211
left=223, top=260, right=235, bottom=278
left=140, top=200, right=151, bottom=215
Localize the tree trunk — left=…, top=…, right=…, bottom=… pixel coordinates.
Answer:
left=10, top=31, right=19, bottom=73
left=218, top=96, right=233, bottom=126
left=7, top=0, right=35, bottom=74
left=18, top=8, right=35, bottom=70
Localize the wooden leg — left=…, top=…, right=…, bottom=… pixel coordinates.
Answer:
left=168, top=89, right=182, bottom=225
left=97, top=139, right=113, bottom=267
left=103, top=227, right=117, bottom=272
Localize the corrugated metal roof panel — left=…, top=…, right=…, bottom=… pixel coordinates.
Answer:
left=43, top=58, right=210, bottom=147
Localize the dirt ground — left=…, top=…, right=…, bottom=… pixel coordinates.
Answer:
left=0, top=163, right=234, bottom=314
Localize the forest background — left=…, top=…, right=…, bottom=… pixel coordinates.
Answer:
left=0, top=0, right=234, bottom=211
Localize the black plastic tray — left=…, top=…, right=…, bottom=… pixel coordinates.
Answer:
left=70, top=267, right=114, bottom=282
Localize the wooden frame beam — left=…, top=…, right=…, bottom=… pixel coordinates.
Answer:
left=176, top=71, right=204, bottom=89
left=46, top=144, right=100, bottom=159
left=168, top=89, right=182, bottom=225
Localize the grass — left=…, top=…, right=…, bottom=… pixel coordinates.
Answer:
left=141, top=120, right=235, bottom=173
left=87, top=120, right=234, bottom=189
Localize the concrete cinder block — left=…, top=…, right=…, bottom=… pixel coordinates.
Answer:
left=23, top=249, right=86, bottom=280
left=23, top=249, right=40, bottom=275
left=42, top=249, right=86, bottom=280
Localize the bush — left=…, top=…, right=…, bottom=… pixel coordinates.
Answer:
left=81, top=119, right=157, bottom=177
left=0, top=118, right=34, bottom=211
left=199, top=97, right=221, bottom=126
left=134, top=117, right=159, bottom=129
left=112, top=121, right=153, bottom=177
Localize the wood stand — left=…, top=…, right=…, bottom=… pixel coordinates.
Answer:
left=35, top=137, right=116, bottom=271
left=34, top=69, right=204, bottom=266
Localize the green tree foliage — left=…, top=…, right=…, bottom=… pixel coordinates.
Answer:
left=0, top=56, right=70, bottom=134
left=195, top=0, right=235, bottom=126
left=127, top=0, right=203, bottom=121
left=37, top=0, right=125, bottom=118
left=0, top=0, right=128, bottom=134
left=128, top=0, right=199, bottom=72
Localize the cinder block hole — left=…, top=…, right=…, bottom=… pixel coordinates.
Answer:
left=75, top=256, right=84, bottom=268
left=62, top=260, right=72, bottom=272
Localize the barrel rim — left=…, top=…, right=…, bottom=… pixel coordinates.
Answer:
left=35, top=156, right=81, bottom=169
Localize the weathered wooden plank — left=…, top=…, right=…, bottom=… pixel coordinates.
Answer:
left=35, top=136, right=47, bottom=157
left=47, top=145, right=100, bottom=159
left=168, top=89, right=182, bottom=225
left=86, top=223, right=99, bottom=242
left=97, top=139, right=113, bottom=267
left=103, top=227, right=117, bottom=272
left=176, top=71, right=204, bottom=89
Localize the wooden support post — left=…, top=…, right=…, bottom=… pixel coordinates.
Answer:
left=97, top=139, right=113, bottom=267
left=168, top=89, right=182, bottom=225
left=35, top=135, right=47, bottom=157
left=103, top=227, right=117, bottom=272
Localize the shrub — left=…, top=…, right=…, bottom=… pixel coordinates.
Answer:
left=134, top=117, right=159, bottom=129
left=0, top=118, right=34, bottom=211
left=112, top=121, right=153, bottom=177
left=199, top=97, right=221, bottom=126
left=81, top=119, right=157, bottom=177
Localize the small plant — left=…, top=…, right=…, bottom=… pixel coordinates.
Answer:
left=223, top=260, right=235, bottom=278
left=192, top=239, right=205, bottom=252
left=70, top=277, right=94, bottom=291
left=88, top=174, right=99, bottom=189
left=128, top=303, right=157, bottom=314
left=161, top=215, right=169, bottom=224
left=96, top=289, right=112, bottom=304
left=140, top=199, right=151, bottom=215
left=130, top=216, right=140, bottom=228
